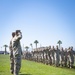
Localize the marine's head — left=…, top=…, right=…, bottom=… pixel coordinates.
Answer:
left=49, top=46, right=51, bottom=49
left=16, top=30, right=21, bottom=36
left=52, top=46, right=54, bottom=50
left=56, top=45, right=58, bottom=49
left=61, top=47, right=63, bottom=51
left=12, top=32, right=15, bottom=37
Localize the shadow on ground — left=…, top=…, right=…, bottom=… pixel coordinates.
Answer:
left=20, top=74, right=32, bottom=75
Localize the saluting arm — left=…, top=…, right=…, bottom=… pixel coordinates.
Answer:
left=9, top=41, right=12, bottom=50
left=16, top=32, right=22, bottom=41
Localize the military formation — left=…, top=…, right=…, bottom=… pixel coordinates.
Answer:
left=23, top=46, right=75, bottom=69
left=8, top=29, right=75, bottom=75
left=9, top=30, right=22, bottom=75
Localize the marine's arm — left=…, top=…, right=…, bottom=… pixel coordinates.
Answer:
left=9, top=40, right=12, bottom=50
left=16, top=32, right=22, bottom=41
left=9, top=40, right=13, bottom=58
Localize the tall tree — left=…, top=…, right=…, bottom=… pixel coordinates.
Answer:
left=34, top=40, right=39, bottom=49
left=57, top=40, right=62, bottom=48
left=25, top=46, right=29, bottom=51
left=3, top=45, right=8, bottom=55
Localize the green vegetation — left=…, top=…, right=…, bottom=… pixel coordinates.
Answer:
left=0, top=55, right=75, bottom=75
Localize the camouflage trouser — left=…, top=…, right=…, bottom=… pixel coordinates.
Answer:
left=55, top=57, right=60, bottom=67
left=68, top=57, right=74, bottom=68
left=14, top=56, right=21, bottom=75
left=51, top=56, right=55, bottom=65
left=10, top=58, right=14, bottom=73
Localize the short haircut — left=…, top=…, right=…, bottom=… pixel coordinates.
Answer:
left=12, top=32, right=15, bottom=37
left=16, top=30, right=20, bottom=34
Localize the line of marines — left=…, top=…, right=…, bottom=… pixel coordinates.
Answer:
left=23, top=46, right=75, bottom=69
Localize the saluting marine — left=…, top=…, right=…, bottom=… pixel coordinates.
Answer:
left=12, top=30, right=22, bottom=75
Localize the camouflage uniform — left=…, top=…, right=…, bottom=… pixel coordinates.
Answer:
left=64, top=48, right=68, bottom=67
left=9, top=32, right=15, bottom=74
left=54, top=46, right=60, bottom=67
left=9, top=39, right=14, bottom=74
left=12, top=31, right=22, bottom=75
left=60, top=47, right=65, bottom=67
left=50, top=46, right=55, bottom=65
left=67, top=47, right=74, bottom=68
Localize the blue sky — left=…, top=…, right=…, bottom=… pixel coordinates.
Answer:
left=0, top=0, right=75, bottom=51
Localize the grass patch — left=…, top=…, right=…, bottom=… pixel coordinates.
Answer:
left=0, top=55, right=75, bottom=75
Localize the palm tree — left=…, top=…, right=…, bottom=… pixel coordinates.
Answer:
left=30, top=43, right=33, bottom=50
left=34, top=40, right=39, bottom=49
left=3, top=45, right=8, bottom=55
left=57, top=40, right=62, bottom=49
left=25, top=46, right=29, bottom=51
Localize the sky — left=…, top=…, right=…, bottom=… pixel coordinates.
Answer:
left=0, top=0, right=75, bottom=51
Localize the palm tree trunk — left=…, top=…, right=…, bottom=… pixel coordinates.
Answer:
left=5, top=47, right=6, bottom=55
left=59, top=44, right=60, bottom=49
left=32, top=46, right=33, bottom=51
left=36, top=44, right=37, bottom=50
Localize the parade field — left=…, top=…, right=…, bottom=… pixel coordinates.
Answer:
left=0, top=55, right=75, bottom=75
